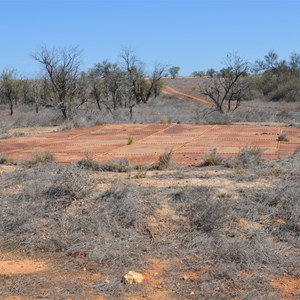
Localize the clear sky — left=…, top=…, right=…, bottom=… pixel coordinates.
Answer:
left=0, top=0, right=300, bottom=77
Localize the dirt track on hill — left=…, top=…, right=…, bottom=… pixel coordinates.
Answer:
left=1, top=124, right=299, bottom=165
left=162, top=85, right=211, bottom=105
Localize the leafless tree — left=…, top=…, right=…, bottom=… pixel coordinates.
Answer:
left=32, top=46, right=82, bottom=119
left=120, top=48, right=167, bottom=104
left=201, top=53, right=249, bottom=112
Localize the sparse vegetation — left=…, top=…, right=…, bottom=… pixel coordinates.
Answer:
left=277, top=133, right=289, bottom=141
left=127, top=135, right=134, bottom=145
left=0, top=48, right=299, bottom=300
left=156, top=150, right=173, bottom=170
left=0, top=151, right=299, bottom=299
left=234, top=146, right=262, bottom=168
left=0, top=153, right=13, bottom=164
left=30, top=151, right=56, bottom=165
left=201, top=148, right=223, bottom=166
left=98, top=158, right=131, bottom=172
left=160, top=115, right=170, bottom=124
left=77, top=153, right=100, bottom=170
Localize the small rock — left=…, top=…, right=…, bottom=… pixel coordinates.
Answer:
left=122, top=271, right=144, bottom=284
left=182, top=275, right=189, bottom=281
left=190, top=291, right=195, bottom=295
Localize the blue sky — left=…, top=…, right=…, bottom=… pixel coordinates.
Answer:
left=0, top=0, right=299, bottom=77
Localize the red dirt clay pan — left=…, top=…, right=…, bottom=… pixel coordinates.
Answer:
left=1, top=124, right=299, bottom=166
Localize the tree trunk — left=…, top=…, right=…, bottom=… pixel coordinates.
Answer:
left=9, top=103, right=13, bottom=115
left=129, top=105, right=134, bottom=121
left=61, top=106, right=68, bottom=119
left=96, top=99, right=102, bottom=111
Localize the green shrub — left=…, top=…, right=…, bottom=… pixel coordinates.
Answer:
left=127, top=135, right=134, bottom=145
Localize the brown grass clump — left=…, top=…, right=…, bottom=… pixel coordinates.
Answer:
left=31, top=151, right=56, bottom=165
left=78, top=154, right=100, bottom=170
left=0, top=153, right=13, bottom=165
left=201, top=148, right=223, bottom=166
left=235, top=146, right=262, bottom=168
left=157, top=150, right=173, bottom=170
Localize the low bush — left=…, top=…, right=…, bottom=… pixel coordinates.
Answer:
left=234, top=146, right=262, bottom=168
left=78, top=154, right=100, bottom=170
left=160, top=115, right=170, bottom=124
left=99, top=158, right=131, bottom=172
left=172, top=186, right=231, bottom=234
left=0, top=153, right=13, bottom=164
left=277, top=133, right=289, bottom=141
left=201, top=148, right=223, bottom=166
left=31, top=151, right=56, bottom=165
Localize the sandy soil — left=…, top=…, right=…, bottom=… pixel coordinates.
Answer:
left=1, top=124, right=299, bottom=166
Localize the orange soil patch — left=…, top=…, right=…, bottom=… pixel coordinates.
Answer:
left=236, top=218, right=261, bottom=230
left=143, top=258, right=168, bottom=284
left=0, top=124, right=299, bottom=166
left=0, top=259, right=47, bottom=275
left=270, top=276, right=300, bottom=299
left=3, top=297, right=28, bottom=300
left=0, top=253, right=106, bottom=299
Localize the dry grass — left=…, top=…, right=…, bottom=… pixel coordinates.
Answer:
left=31, top=151, right=56, bottom=165
left=0, top=151, right=299, bottom=298
left=156, top=150, right=173, bottom=170
left=201, top=148, right=223, bottom=166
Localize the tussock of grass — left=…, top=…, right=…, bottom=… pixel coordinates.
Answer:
left=31, top=151, right=56, bottom=165
left=235, top=146, right=262, bottom=168
left=201, top=148, right=223, bottom=166
left=127, top=135, right=134, bottom=145
left=99, top=158, right=131, bottom=172
left=156, top=150, right=173, bottom=170
left=0, top=153, right=13, bottom=165
left=78, top=154, right=100, bottom=170
left=160, top=115, right=170, bottom=124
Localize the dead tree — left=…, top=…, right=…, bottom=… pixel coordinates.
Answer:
left=32, top=46, right=81, bottom=119
left=201, top=53, right=249, bottom=112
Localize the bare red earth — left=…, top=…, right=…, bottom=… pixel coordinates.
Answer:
left=1, top=124, right=299, bottom=165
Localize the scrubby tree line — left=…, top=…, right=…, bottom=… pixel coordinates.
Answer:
left=191, top=50, right=300, bottom=112
left=0, top=48, right=299, bottom=117
left=0, top=47, right=167, bottom=119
